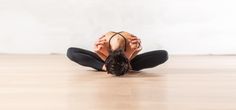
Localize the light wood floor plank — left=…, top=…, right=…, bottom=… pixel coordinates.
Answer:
left=0, top=54, right=236, bottom=110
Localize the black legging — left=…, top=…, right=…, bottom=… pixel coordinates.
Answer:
left=67, top=47, right=168, bottom=71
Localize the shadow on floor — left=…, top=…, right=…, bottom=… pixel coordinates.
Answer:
left=86, top=69, right=163, bottom=78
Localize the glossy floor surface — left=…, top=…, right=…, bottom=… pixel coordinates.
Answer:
left=0, top=54, right=236, bottom=110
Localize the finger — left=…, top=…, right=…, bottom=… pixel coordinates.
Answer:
left=99, top=39, right=106, bottom=41
left=130, top=35, right=136, bottom=37
left=99, top=40, right=106, bottom=43
left=98, top=40, right=106, bottom=44
left=131, top=40, right=139, bottom=43
left=95, top=45, right=103, bottom=50
left=96, top=41, right=106, bottom=45
left=129, top=39, right=140, bottom=43
left=130, top=41, right=140, bottom=45
left=130, top=37, right=139, bottom=40
left=96, top=40, right=104, bottom=43
left=96, top=42, right=104, bottom=45
left=134, top=39, right=141, bottom=43
left=99, top=35, right=105, bottom=39
left=129, top=39, right=137, bottom=42
left=96, top=43, right=104, bottom=46
left=96, top=39, right=106, bottom=43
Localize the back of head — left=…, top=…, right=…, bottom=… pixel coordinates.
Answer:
left=105, top=49, right=129, bottom=76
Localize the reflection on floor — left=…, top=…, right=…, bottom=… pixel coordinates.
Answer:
left=0, top=54, right=236, bottom=110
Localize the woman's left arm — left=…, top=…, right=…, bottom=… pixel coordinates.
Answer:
left=128, top=37, right=142, bottom=60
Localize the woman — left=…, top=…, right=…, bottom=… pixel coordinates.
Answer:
left=67, top=31, right=168, bottom=76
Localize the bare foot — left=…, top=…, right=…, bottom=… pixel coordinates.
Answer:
left=102, top=65, right=106, bottom=71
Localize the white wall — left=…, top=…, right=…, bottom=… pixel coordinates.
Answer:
left=0, top=0, right=236, bottom=54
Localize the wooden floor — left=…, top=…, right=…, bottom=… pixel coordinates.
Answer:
left=0, top=54, right=236, bottom=110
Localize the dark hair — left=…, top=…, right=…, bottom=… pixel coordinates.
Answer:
left=105, top=49, right=129, bottom=76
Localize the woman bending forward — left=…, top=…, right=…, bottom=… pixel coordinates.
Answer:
left=67, top=31, right=168, bottom=76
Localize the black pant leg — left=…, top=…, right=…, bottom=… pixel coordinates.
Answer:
left=130, top=50, right=168, bottom=71
left=67, top=47, right=105, bottom=71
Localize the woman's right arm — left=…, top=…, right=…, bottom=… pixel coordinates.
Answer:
left=94, top=36, right=109, bottom=61
left=95, top=51, right=107, bottom=61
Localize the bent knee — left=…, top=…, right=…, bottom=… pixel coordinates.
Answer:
left=160, top=50, right=168, bottom=63
left=154, top=50, right=168, bottom=63
left=66, top=47, right=77, bottom=60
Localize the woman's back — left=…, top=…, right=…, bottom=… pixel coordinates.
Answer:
left=96, top=31, right=142, bottom=60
